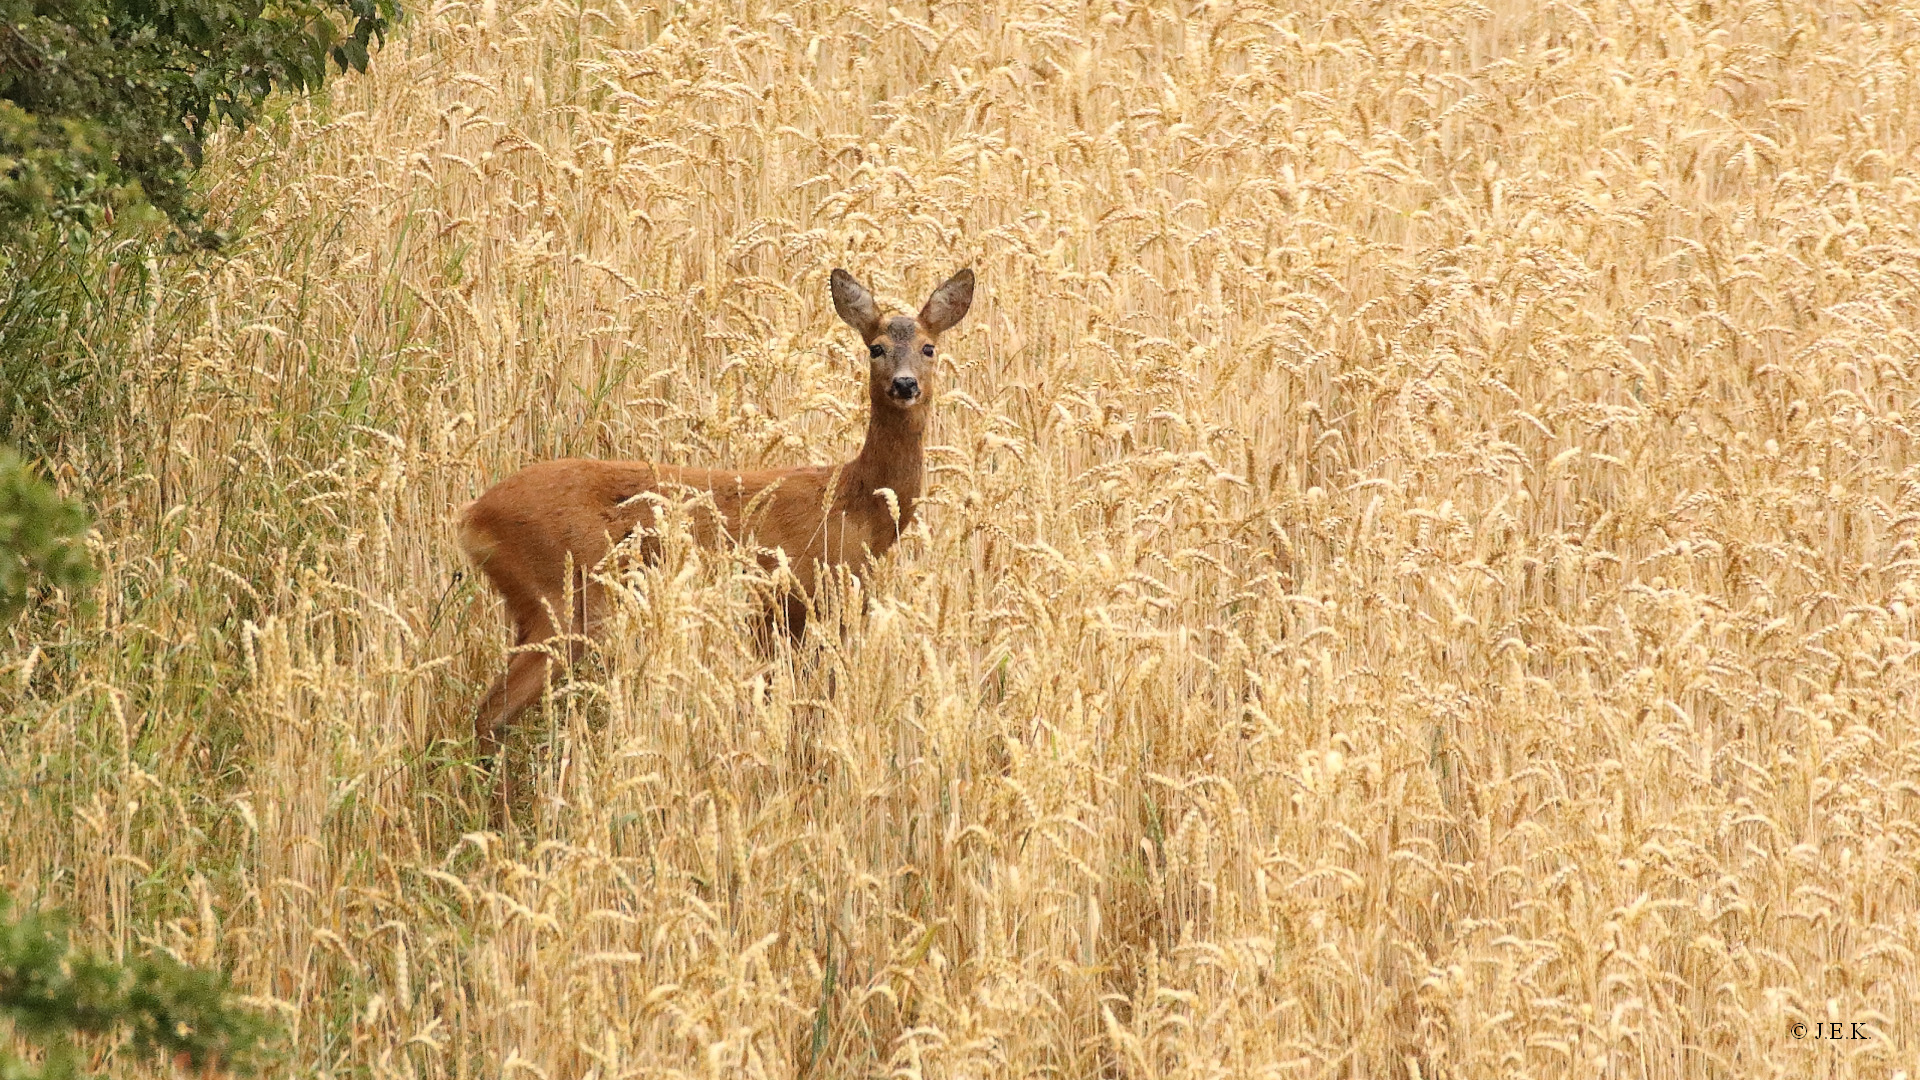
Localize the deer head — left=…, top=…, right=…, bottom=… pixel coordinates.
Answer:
left=830, top=267, right=975, bottom=411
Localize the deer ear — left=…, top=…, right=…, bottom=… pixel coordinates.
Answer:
left=918, top=268, right=974, bottom=336
left=830, top=269, right=881, bottom=339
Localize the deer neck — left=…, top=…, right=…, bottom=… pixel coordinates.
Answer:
left=844, top=390, right=927, bottom=519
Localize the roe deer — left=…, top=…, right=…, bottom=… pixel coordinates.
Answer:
left=458, top=267, right=975, bottom=822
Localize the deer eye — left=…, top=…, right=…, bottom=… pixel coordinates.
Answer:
left=921, top=344, right=934, bottom=357
left=868, top=343, right=886, bottom=359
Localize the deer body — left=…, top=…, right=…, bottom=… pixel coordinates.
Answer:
left=460, top=268, right=973, bottom=821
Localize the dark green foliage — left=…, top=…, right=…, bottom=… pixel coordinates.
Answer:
left=0, top=448, right=94, bottom=623
left=0, top=891, right=275, bottom=1079
left=0, top=0, right=400, bottom=481
left=0, top=0, right=400, bottom=238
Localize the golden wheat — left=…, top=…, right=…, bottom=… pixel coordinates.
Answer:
left=6, top=0, right=1920, bottom=1075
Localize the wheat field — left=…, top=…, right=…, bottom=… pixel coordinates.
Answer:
left=5, top=0, right=1920, bottom=1075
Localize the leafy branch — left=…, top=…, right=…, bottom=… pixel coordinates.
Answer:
left=0, top=892, right=277, bottom=1080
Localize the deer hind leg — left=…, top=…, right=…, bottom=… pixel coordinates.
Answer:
left=476, top=565, right=606, bottom=825
left=475, top=646, right=556, bottom=824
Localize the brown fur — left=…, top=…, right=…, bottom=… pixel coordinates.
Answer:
left=460, top=268, right=974, bottom=823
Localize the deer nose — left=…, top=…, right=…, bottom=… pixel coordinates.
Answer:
left=890, top=375, right=920, bottom=400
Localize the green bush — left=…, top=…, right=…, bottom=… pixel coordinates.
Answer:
left=0, top=0, right=400, bottom=239
left=0, top=0, right=400, bottom=481
left=0, top=449, right=94, bottom=624
left=0, top=891, right=275, bottom=1080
